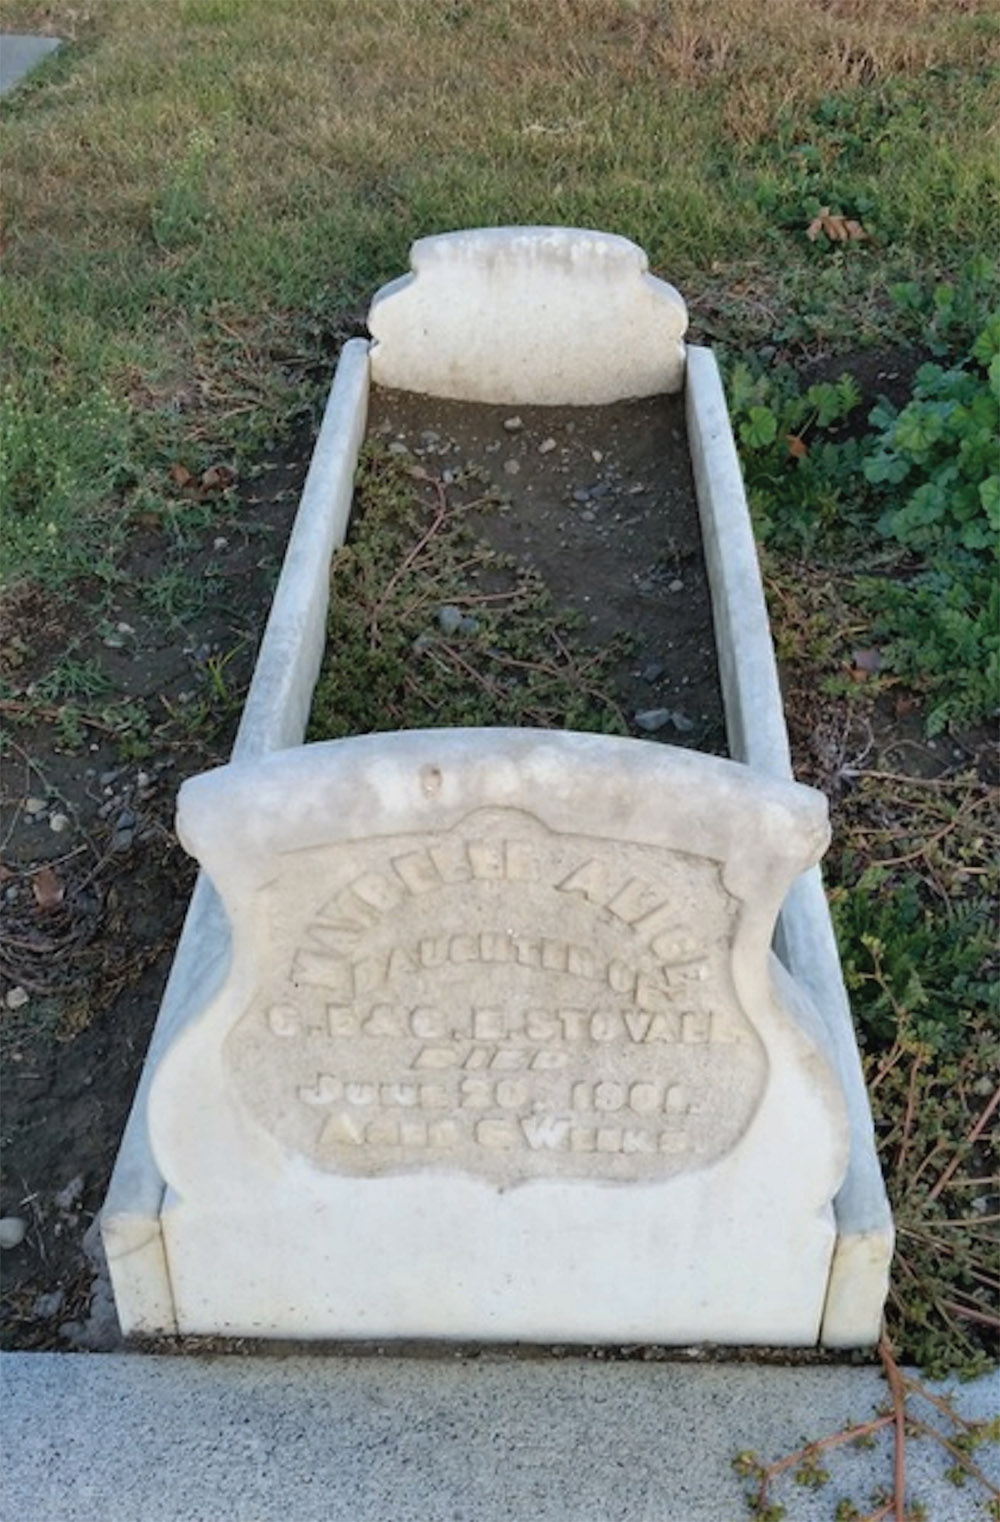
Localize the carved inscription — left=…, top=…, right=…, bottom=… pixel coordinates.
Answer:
left=225, top=809, right=768, bottom=1182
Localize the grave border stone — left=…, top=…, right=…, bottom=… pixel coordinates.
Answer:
left=102, top=228, right=893, bottom=1346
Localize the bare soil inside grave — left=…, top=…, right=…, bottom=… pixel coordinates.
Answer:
left=312, top=389, right=726, bottom=751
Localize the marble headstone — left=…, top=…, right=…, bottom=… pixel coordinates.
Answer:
left=148, top=730, right=848, bottom=1343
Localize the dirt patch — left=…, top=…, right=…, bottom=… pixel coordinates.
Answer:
left=0, top=445, right=309, bottom=1351
left=340, top=387, right=726, bottom=751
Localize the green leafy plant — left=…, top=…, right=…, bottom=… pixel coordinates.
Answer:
left=890, top=256, right=998, bottom=355
left=864, top=315, right=1000, bottom=552
left=859, top=314, right=999, bottom=733
left=726, top=361, right=865, bottom=554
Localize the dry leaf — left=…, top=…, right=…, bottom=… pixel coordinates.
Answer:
left=200, top=464, right=236, bottom=492
left=169, top=462, right=194, bottom=488
left=32, top=864, right=65, bottom=910
left=786, top=434, right=808, bottom=460
left=806, top=207, right=870, bottom=244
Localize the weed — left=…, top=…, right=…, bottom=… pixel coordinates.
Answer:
left=735, top=1339, right=1000, bottom=1519
left=311, top=443, right=630, bottom=740
left=729, top=291, right=1000, bottom=732
left=32, top=655, right=111, bottom=704
left=142, top=566, right=207, bottom=622
left=859, top=315, right=999, bottom=733
left=890, top=256, right=999, bottom=356
left=726, top=361, right=865, bottom=554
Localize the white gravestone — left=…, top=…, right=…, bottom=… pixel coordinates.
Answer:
left=148, top=729, right=848, bottom=1343
left=368, top=226, right=688, bottom=404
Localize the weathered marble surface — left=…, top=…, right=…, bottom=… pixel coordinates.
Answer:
left=148, top=730, right=848, bottom=1342
left=368, top=227, right=688, bottom=404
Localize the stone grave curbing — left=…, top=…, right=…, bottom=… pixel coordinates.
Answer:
left=102, top=227, right=893, bottom=1346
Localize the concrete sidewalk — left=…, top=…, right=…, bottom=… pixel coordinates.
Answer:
left=2, top=1353, right=997, bottom=1521
left=0, top=35, right=61, bottom=97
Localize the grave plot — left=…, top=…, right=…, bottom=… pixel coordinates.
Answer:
left=311, top=391, right=726, bottom=754
left=102, top=227, right=893, bottom=1350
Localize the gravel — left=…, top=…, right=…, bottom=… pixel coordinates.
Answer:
left=0, top=1217, right=28, bottom=1250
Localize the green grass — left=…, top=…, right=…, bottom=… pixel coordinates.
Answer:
left=2, top=0, right=998, bottom=580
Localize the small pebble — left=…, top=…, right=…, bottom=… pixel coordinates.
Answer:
left=592, top=450, right=604, bottom=463
left=668, top=579, right=684, bottom=593
left=25, top=797, right=47, bottom=816
left=641, top=661, right=665, bottom=683
left=634, top=709, right=672, bottom=733
left=213, top=536, right=229, bottom=551
left=0, top=1218, right=27, bottom=1250
left=671, top=710, right=695, bottom=733
left=437, top=606, right=464, bottom=636
left=32, top=1290, right=65, bottom=1319
left=102, top=631, right=125, bottom=648
left=580, top=510, right=596, bottom=523
left=538, top=438, right=557, bottom=455
left=115, top=808, right=136, bottom=831
left=5, top=987, right=29, bottom=1011
left=503, top=458, right=521, bottom=476
left=572, top=488, right=590, bottom=504
left=387, top=441, right=409, bottom=456
left=49, top=812, right=71, bottom=833
left=502, top=416, right=523, bottom=432
left=112, top=827, right=135, bottom=853
left=54, top=1176, right=84, bottom=1213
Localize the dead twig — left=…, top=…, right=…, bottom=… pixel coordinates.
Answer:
left=926, top=1082, right=1000, bottom=1205
left=367, top=475, right=449, bottom=648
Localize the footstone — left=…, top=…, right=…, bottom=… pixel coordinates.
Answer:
left=147, top=730, right=847, bottom=1342
left=368, top=226, right=688, bottom=404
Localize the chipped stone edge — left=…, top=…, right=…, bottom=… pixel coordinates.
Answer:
left=101, top=339, right=371, bottom=1335
left=685, top=344, right=894, bottom=1348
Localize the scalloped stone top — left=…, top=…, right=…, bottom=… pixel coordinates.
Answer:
left=367, top=227, right=688, bottom=405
